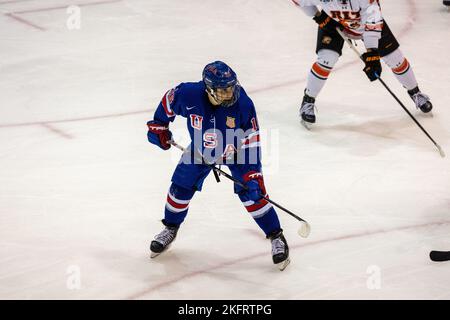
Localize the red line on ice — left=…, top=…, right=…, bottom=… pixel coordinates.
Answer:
left=4, top=12, right=45, bottom=30
left=10, top=0, right=122, bottom=14
left=127, top=219, right=450, bottom=300
left=0, top=110, right=150, bottom=128
left=40, top=123, right=74, bottom=139
left=0, top=0, right=35, bottom=5
left=3, top=0, right=122, bottom=31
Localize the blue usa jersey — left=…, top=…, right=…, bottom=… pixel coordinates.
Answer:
left=152, top=81, right=262, bottom=175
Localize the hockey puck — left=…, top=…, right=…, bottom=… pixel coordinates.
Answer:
left=429, top=250, right=450, bottom=262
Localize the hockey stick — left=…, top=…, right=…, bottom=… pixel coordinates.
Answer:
left=430, top=250, right=450, bottom=262
left=336, top=28, right=445, bottom=158
left=168, top=140, right=311, bottom=238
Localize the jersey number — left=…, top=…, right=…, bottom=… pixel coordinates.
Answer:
left=251, top=117, right=258, bottom=131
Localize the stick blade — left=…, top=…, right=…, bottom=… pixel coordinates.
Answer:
left=436, top=144, right=446, bottom=158
left=297, top=221, right=311, bottom=238
left=430, top=250, right=450, bottom=262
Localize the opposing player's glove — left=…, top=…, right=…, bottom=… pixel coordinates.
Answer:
left=147, top=120, right=172, bottom=150
left=313, top=10, right=343, bottom=33
left=243, top=171, right=267, bottom=203
left=362, top=49, right=382, bottom=82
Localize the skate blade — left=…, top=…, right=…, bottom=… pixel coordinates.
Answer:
left=150, top=251, right=161, bottom=258
left=300, top=120, right=313, bottom=131
left=150, top=243, right=172, bottom=259
left=420, top=111, right=433, bottom=118
left=276, top=258, right=291, bottom=271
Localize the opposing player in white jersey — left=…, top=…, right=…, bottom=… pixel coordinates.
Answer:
left=291, top=0, right=433, bottom=126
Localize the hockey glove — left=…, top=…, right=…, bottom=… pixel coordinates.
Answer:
left=362, top=49, right=382, bottom=82
left=313, top=10, right=343, bottom=33
left=243, top=171, right=267, bottom=203
left=147, top=120, right=172, bottom=150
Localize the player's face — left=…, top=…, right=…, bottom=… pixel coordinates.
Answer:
left=215, top=86, right=234, bottom=103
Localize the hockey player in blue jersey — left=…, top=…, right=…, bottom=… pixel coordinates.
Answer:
left=146, top=61, right=290, bottom=270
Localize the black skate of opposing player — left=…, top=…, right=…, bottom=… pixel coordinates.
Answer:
left=150, top=220, right=179, bottom=258
left=408, top=86, right=433, bottom=114
left=268, top=230, right=290, bottom=271
left=300, top=93, right=316, bottom=130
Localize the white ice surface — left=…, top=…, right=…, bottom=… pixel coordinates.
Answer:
left=0, top=0, right=449, bottom=299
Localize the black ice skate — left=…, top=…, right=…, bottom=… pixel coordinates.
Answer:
left=150, top=220, right=179, bottom=258
left=268, top=230, right=290, bottom=271
left=408, top=87, right=433, bottom=113
left=300, top=94, right=316, bottom=129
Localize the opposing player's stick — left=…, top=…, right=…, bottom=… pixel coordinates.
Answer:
left=168, top=140, right=311, bottom=238
left=430, top=250, right=450, bottom=262
left=336, top=28, right=445, bottom=158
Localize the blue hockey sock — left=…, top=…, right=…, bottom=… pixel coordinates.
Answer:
left=164, top=183, right=195, bottom=226
left=253, top=207, right=281, bottom=236
left=240, top=192, right=281, bottom=236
